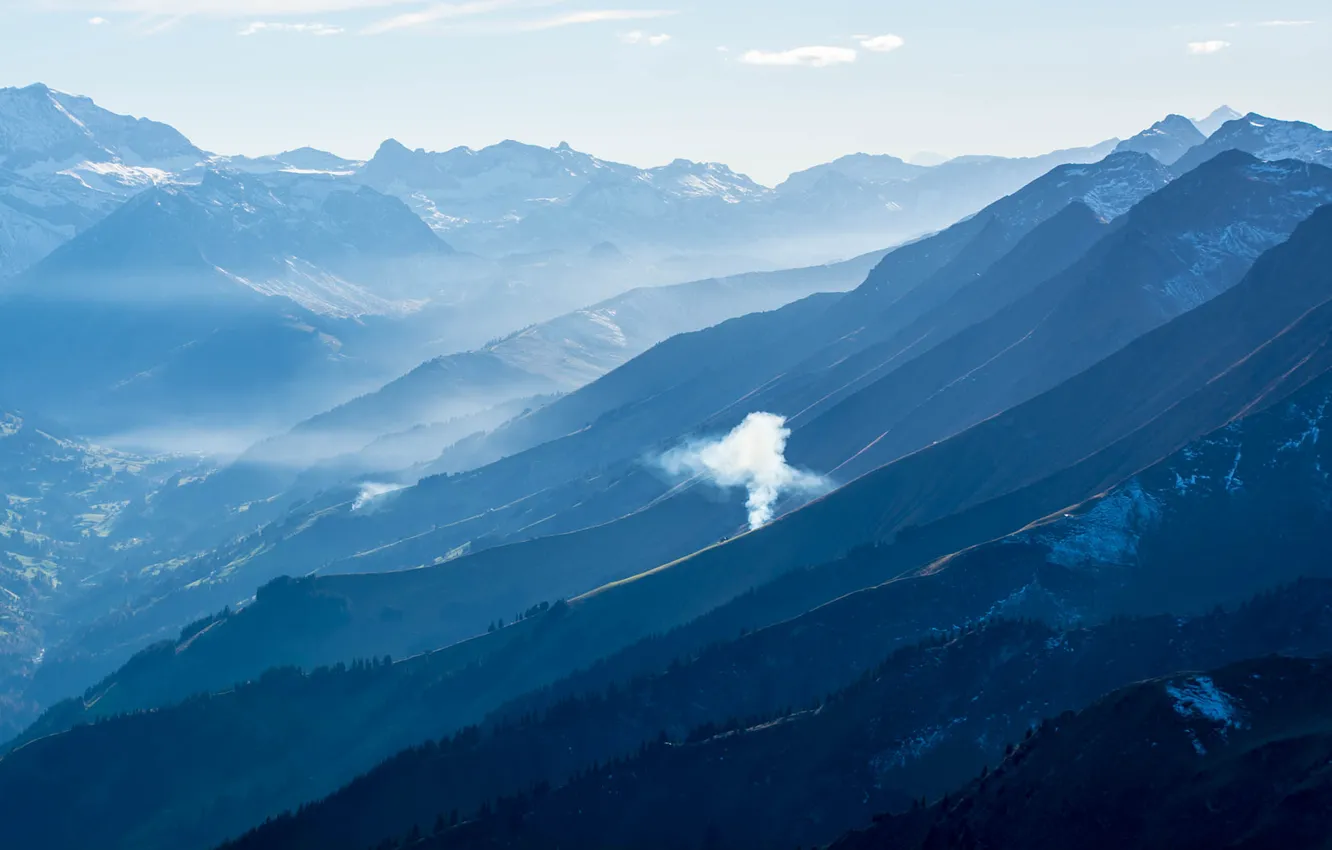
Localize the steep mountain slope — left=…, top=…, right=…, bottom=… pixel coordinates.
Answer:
left=6, top=207, right=1332, bottom=850
left=1113, top=113, right=1205, bottom=163
left=0, top=83, right=202, bottom=277
left=11, top=579, right=1332, bottom=850
left=208, top=152, right=1170, bottom=577
left=119, top=149, right=1250, bottom=619
left=831, top=656, right=1332, bottom=850
left=15, top=310, right=1332, bottom=850
left=787, top=152, right=1332, bottom=479
left=101, top=251, right=888, bottom=603
left=0, top=170, right=457, bottom=433
left=25, top=151, right=1131, bottom=684
left=0, top=83, right=200, bottom=172
left=1174, top=112, right=1332, bottom=173
left=272, top=248, right=887, bottom=470
left=23, top=202, right=1332, bottom=753
left=335, top=589, right=1332, bottom=850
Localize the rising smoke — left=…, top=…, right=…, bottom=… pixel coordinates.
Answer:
left=352, top=481, right=406, bottom=512
left=659, top=412, right=831, bottom=530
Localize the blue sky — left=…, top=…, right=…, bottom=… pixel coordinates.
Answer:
left=1, top=0, right=1328, bottom=183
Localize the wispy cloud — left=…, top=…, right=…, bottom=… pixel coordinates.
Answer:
left=360, top=0, right=521, bottom=34
left=857, top=33, right=904, bottom=52
left=139, top=14, right=184, bottom=34
left=240, top=20, right=344, bottom=35
left=1186, top=39, right=1231, bottom=54
left=88, top=15, right=108, bottom=23
left=740, top=45, right=857, bottom=67
left=1225, top=19, right=1315, bottom=28
left=45, top=0, right=419, bottom=13
left=619, top=29, right=669, bottom=45
left=517, top=9, right=675, bottom=31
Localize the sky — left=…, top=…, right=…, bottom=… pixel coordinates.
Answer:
left=0, top=1, right=1328, bottom=185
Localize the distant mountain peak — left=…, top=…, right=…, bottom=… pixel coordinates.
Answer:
left=0, top=82, right=202, bottom=174
left=1172, top=111, right=1332, bottom=174
left=1112, top=114, right=1205, bottom=165
left=1193, top=105, right=1243, bottom=137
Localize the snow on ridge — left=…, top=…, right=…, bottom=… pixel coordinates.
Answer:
left=1165, top=676, right=1243, bottom=728
left=214, top=259, right=424, bottom=319
left=1037, top=480, right=1162, bottom=569
left=1166, top=674, right=1244, bottom=757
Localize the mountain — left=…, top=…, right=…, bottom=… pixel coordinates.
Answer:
left=0, top=151, right=1200, bottom=703
left=15, top=332, right=1332, bottom=850
left=218, top=147, right=362, bottom=175
left=0, top=169, right=457, bottom=433
left=1173, top=112, right=1332, bottom=174
left=272, top=248, right=888, bottom=470
left=0, top=83, right=201, bottom=173
left=1113, top=113, right=1205, bottom=164
left=356, top=134, right=1124, bottom=270
left=830, top=655, right=1332, bottom=850
left=21, top=199, right=1332, bottom=765
left=281, top=587, right=1332, bottom=850
left=1193, top=104, right=1243, bottom=137
left=15, top=168, right=452, bottom=308
left=0, top=83, right=203, bottom=277
left=776, top=152, right=928, bottom=194
left=787, top=152, right=1332, bottom=480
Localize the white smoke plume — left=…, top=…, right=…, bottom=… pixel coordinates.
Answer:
left=352, top=481, right=406, bottom=512
left=659, top=412, right=831, bottom=530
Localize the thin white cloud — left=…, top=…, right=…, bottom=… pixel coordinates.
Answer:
left=88, top=15, right=108, bottom=23
left=619, top=29, right=669, bottom=45
left=360, top=0, right=521, bottom=34
left=139, top=14, right=184, bottom=34
left=44, top=0, right=415, bottom=13
left=240, top=20, right=344, bottom=34
left=1186, top=39, right=1231, bottom=54
left=858, top=33, right=904, bottom=52
left=740, top=45, right=857, bottom=67
left=517, top=9, right=675, bottom=31
left=1224, top=19, right=1314, bottom=28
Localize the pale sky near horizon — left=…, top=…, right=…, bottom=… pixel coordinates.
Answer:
left=0, top=1, right=1328, bottom=185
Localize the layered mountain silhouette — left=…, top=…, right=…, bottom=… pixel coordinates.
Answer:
left=7, top=194, right=1332, bottom=850
left=7, top=89, right=1332, bottom=850
left=831, top=656, right=1332, bottom=850
left=58, top=148, right=1324, bottom=681
left=1174, top=112, right=1332, bottom=173
left=0, top=170, right=459, bottom=433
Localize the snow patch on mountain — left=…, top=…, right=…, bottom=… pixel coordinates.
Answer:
left=1037, top=481, right=1163, bottom=569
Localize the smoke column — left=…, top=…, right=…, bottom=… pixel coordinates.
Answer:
left=659, top=412, right=830, bottom=530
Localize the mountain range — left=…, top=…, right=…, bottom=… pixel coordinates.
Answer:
left=4, top=85, right=1332, bottom=850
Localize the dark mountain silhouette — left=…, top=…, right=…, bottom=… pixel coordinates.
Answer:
left=36, top=152, right=1173, bottom=677
left=830, top=655, right=1332, bottom=850
left=327, top=586, right=1332, bottom=850
left=6, top=205, right=1332, bottom=850
left=26, top=197, right=1332, bottom=748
